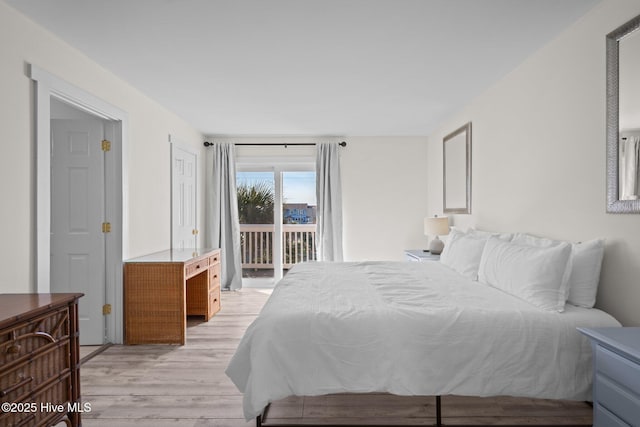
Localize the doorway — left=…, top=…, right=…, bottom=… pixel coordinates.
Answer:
left=236, top=166, right=317, bottom=286
left=32, top=65, right=126, bottom=344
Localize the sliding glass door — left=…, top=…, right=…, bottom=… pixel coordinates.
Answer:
left=237, top=166, right=316, bottom=285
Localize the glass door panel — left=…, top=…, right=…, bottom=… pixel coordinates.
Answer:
left=236, top=171, right=275, bottom=279
left=282, top=171, right=317, bottom=276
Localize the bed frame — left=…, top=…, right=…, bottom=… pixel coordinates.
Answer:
left=256, top=397, right=442, bottom=427
left=256, top=395, right=591, bottom=427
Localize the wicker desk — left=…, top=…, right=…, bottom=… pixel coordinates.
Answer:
left=124, top=248, right=221, bottom=345
left=0, top=293, right=83, bottom=427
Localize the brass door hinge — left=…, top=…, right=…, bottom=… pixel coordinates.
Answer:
left=101, top=139, right=111, bottom=152
left=192, top=229, right=199, bottom=235
left=102, top=304, right=112, bottom=315
left=102, top=222, right=111, bottom=233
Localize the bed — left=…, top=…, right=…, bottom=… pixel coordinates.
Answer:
left=226, top=231, right=621, bottom=425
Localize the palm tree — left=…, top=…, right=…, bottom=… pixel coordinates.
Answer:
left=237, top=181, right=274, bottom=224
left=237, top=181, right=275, bottom=272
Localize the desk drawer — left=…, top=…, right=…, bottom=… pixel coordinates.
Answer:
left=209, top=287, right=221, bottom=317
left=209, top=252, right=221, bottom=266
left=185, top=258, right=209, bottom=278
left=209, top=263, right=221, bottom=290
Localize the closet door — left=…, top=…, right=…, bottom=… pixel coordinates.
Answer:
left=172, top=145, right=198, bottom=249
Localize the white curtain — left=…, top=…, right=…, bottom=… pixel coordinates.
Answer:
left=620, top=136, right=640, bottom=200
left=205, top=143, right=243, bottom=290
left=316, top=142, right=343, bottom=261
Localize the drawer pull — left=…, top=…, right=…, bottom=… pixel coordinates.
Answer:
left=196, top=265, right=200, bottom=269
left=0, top=376, right=34, bottom=397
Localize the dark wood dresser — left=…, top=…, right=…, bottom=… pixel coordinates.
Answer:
left=0, top=293, right=83, bottom=427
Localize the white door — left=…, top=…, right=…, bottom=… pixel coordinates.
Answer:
left=171, top=145, right=197, bottom=249
left=51, top=119, right=106, bottom=345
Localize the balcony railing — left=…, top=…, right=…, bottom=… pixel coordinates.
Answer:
left=240, top=224, right=317, bottom=270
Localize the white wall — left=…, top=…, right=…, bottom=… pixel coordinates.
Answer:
left=342, top=136, right=429, bottom=261
left=211, top=135, right=430, bottom=262
left=0, top=2, right=205, bottom=293
left=426, top=0, right=640, bottom=326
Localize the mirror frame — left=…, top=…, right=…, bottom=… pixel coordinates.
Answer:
left=443, top=122, right=472, bottom=214
left=606, top=14, right=640, bottom=213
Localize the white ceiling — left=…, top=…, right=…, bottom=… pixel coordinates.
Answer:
left=5, top=0, right=599, bottom=136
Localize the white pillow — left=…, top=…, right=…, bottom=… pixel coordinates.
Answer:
left=512, top=233, right=604, bottom=307
left=440, top=228, right=488, bottom=280
left=567, top=239, right=605, bottom=308
left=468, top=228, right=514, bottom=241
left=511, top=233, right=574, bottom=300
left=511, top=232, right=563, bottom=248
left=478, top=237, right=572, bottom=312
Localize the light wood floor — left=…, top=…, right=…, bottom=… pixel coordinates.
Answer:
left=79, top=289, right=593, bottom=426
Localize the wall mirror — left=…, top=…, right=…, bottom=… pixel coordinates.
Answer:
left=607, top=13, right=640, bottom=213
left=443, top=122, right=471, bottom=214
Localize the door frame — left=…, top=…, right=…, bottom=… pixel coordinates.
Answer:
left=31, top=65, right=128, bottom=344
left=236, top=157, right=315, bottom=286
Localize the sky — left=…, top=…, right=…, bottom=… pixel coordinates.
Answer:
left=237, top=171, right=316, bottom=205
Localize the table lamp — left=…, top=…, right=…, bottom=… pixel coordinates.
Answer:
left=424, top=216, right=449, bottom=255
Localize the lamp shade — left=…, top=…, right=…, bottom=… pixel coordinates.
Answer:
left=424, top=216, right=449, bottom=237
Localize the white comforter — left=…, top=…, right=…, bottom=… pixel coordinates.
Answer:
left=226, top=261, right=620, bottom=420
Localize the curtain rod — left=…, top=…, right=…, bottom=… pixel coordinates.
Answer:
left=203, top=141, right=346, bottom=148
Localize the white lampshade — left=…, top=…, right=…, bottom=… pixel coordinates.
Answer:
left=423, top=216, right=449, bottom=237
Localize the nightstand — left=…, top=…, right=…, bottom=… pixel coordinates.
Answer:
left=577, top=327, right=640, bottom=426
left=404, top=249, right=440, bottom=262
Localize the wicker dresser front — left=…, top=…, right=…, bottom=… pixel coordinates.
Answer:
left=186, top=250, right=221, bottom=320
left=124, top=248, right=222, bottom=345
left=0, top=293, right=82, bottom=427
